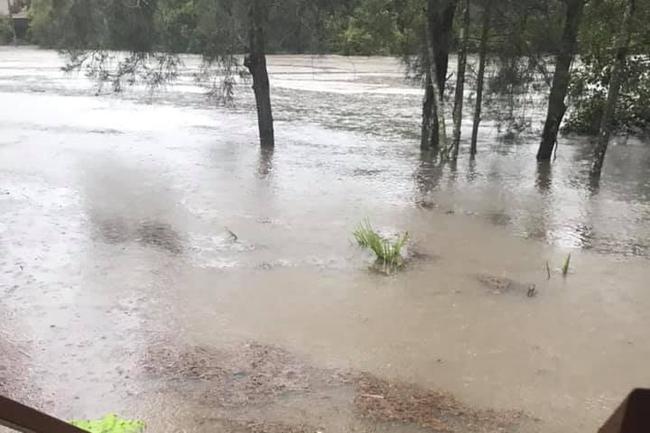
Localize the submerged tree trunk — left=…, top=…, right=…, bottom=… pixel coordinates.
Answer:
left=244, top=0, right=274, bottom=148
left=537, top=0, right=585, bottom=161
left=470, top=0, right=491, bottom=156
left=451, top=0, right=470, bottom=159
left=421, top=72, right=435, bottom=150
left=426, top=19, right=448, bottom=156
left=421, top=0, right=457, bottom=151
left=591, top=0, right=635, bottom=178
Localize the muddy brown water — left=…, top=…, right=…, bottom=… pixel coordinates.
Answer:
left=1, top=47, right=649, bottom=433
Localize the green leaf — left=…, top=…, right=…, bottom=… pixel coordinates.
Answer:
left=70, top=414, right=145, bottom=433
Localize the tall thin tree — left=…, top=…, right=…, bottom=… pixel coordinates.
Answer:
left=451, top=0, right=470, bottom=159
left=244, top=0, right=274, bottom=148
left=590, top=0, right=635, bottom=178
left=536, top=0, right=585, bottom=161
left=6, top=0, right=16, bottom=44
left=470, top=0, right=491, bottom=156
left=421, top=0, right=457, bottom=151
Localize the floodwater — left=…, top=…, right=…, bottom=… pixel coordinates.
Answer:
left=1, top=47, right=649, bottom=433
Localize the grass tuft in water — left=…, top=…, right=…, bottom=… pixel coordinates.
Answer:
left=353, top=219, right=409, bottom=272
left=561, top=253, right=571, bottom=276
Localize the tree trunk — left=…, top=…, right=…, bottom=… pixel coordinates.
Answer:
left=421, top=0, right=457, bottom=151
left=426, top=22, right=449, bottom=157
left=244, top=0, right=274, bottom=148
left=451, top=0, right=470, bottom=159
left=536, top=0, right=585, bottom=161
left=470, top=0, right=491, bottom=156
left=590, top=0, right=634, bottom=178
left=421, top=72, right=435, bottom=150
left=6, top=0, right=16, bottom=44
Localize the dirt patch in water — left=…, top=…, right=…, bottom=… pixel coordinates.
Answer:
left=406, top=243, right=439, bottom=264
left=0, top=332, right=32, bottom=401
left=476, top=273, right=534, bottom=296
left=143, top=342, right=524, bottom=432
left=486, top=212, right=512, bottom=227
left=142, top=342, right=334, bottom=407
left=134, top=220, right=183, bottom=254
left=354, top=373, right=523, bottom=433
left=93, top=217, right=131, bottom=244
left=215, top=419, right=317, bottom=433
left=91, top=216, right=183, bottom=254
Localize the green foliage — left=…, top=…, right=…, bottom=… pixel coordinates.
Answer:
left=266, top=0, right=340, bottom=53
left=191, top=0, right=248, bottom=58
left=563, top=0, right=650, bottom=136
left=22, top=0, right=575, bottom=57
left=329, top=0, right=401, bottom=55
left=0, top=17, right=13, bottom=45
left=564, top=56, right=650, bottom=136
left=353, top=219, right=409, bottom=270
left=70, top=414, right=145, bottom=433
left=489, top=0, right=564, bottom=58
left=309, top=0, right=423, bottom=56
left=28, top=0, right=109, bottom=49
left=28, top=0, right=356, bottom=54
left=564, top=58, right=650, bottom=135
left=156, top=0, right=200, bottom=53
left=29, top=0, right=159, bottom=50
left=27, top=0, right=53, bottom=45
left=107, top=0, right=159, bottom=51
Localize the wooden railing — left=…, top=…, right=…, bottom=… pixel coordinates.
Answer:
left=1, top=389, right=649, bottom=433
left=0, top=395, right=86, bottom=433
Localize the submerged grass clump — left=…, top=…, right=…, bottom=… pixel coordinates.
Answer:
left=353, top=219, right=408, bottom=271
left=562, top=253, right=572, bottom=276
left=70, top=414, right=145, bottom=433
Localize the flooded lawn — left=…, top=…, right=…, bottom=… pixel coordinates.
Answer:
left=1, top=47, right=649, bottom=433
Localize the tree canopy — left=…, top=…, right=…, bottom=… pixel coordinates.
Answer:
left=19, top=0, right=650, bottom=175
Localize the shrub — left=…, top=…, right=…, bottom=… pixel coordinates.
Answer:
left=0, top=17, right=14, bottom=44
